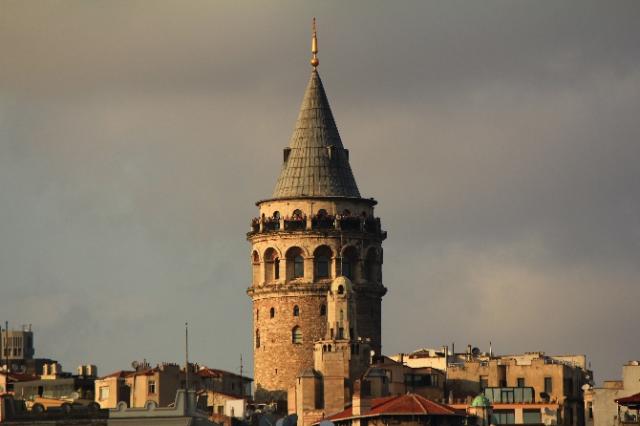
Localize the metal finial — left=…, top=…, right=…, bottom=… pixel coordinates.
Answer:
left=310, top=18, right=319, bottom=68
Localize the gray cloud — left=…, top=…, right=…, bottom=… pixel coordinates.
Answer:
left=0, top=0, right=639, bottom=382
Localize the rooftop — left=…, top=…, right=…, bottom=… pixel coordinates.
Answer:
left=324, top=394, right=461, bottom=423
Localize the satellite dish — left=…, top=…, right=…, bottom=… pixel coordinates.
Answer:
left=472, top=347, right=481, bottom=356
left=70, top=391, right=80, bottom=400
left=131, top=361, right=139, bottom=369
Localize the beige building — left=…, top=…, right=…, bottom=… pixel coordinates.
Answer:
left=392, top=347, right=592, bottom=426
left=247, top=23, right=387, bottom=396
left=584, top=361, right=640, bottom=426
left=96, top=362, right=196, bottom=409
left=364, top=357, right=445, bottom=401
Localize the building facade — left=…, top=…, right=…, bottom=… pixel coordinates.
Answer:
left=247, top=23, right=387, bottom=395
left=583, top=361, right=640, bottom=426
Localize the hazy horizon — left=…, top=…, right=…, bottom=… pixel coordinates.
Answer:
left=1, top=1, right=639, bottom=384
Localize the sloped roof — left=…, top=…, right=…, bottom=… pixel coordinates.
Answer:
left=272, top=69, right=361, bottom=199
left=616, top=392, right=640, bottom=406
left=325, top=394, right=461, bottom=423
left=98, top=370, right=134, bottom=380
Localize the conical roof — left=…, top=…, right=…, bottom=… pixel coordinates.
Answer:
left=272, top=69, right=361, bottom=199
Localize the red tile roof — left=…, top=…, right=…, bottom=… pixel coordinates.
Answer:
left=197, top=367, right=253, bottom=381
left=616, top=392, right=640, bottom=405
left=325, top=394, right=460, bottom=423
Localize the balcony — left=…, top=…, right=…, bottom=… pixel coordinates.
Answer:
left=312, top=215, right=336, bottom=230
left=284, top=219, right=306, bottom=231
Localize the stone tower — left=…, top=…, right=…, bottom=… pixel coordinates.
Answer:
left=247, top=21, right=387, bottom=394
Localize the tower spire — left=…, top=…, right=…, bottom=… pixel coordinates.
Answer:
left=311, top=18, right=319, bottom=68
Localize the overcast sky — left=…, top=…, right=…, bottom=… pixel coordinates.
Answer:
left=1, top=1, right=639, bottom=383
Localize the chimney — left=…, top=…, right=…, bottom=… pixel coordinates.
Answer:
left=352, top=380, right=371, bottom=416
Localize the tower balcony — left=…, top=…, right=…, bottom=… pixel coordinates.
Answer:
left=248, top=214, right=386, bottom=239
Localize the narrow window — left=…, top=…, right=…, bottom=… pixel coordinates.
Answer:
left=544, top=377, right=553, bottom=394
left=293, top=305, right=300, bottom=316
left=255, top=329, right=260, bottom=348
left=148, top=380, right=156, bottom=394
left=270, top=307, right=275, bottom=318
left=292, top=326, right=302, bottom=344
left=517, top=377, right=525, bottom=388
left=320, top=304, right=326, bottom=316
left=274, top=259, right=280, bottom=279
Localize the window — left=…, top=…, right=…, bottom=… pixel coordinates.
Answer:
left=148, top=380, right=156, bottom=395
left=264, top=248, right=279, bottom=283
left=320, top=305, right=326, bottom=316
left=255, top=329, right=260, bottom=348
left=270, top=307, right=275, bottom=318
left=523, top=409, right=542, bottom=424
left=286, top=247, right=305, bottom=280
left=543, top=377, right=553, bottom=394
left=99, top=386, right=110, bottom=401
left=293, top=305, right=299, bottom=316
left=337, top=285, right=344, bottom=295
left=294, top=256, right=304, bottom=278
left=480, top=375, right=489, bottom=390
left=292, top=326, right=302, bottom=344
left=256, top=309, right=259, bottom=320
left=492, top=410, right=515, bottom=425
left=517, top=377, right=525, bottom=388
left=314, top=245, right=332, bottom=280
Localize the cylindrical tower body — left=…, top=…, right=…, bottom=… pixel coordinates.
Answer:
left=247, top=197, right=386, bottom=393
left=247, top=67, right=387, bottom=395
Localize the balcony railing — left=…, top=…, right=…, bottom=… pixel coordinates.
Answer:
left=263, top=220, right=280, bottom=232
left=248, top=215, right=385, bottom=237
left=312, top=216, right=336, bottom=230
left=284, top=219, right=306, bottom=231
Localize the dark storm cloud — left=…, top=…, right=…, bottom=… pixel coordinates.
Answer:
left=0, top=0, right=638, bottom=382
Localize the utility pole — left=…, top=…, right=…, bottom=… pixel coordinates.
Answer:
left=4, top=321, right=9, bottom=373
left=185, top=322, right=190, bottom=410
left=240, top=354, right=244, bottom=399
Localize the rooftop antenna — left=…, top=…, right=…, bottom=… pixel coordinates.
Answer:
left=310, top=18, right=319, bottom=68
left=489, top=341, right=493, bottom=358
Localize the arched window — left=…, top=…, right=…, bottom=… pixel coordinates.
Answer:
left=273, top=211, right=280, bottom=220
left=292, top=326, right=302, bottom=344
left=255, top=329, right=260, bottom=348
left=286, top=247, right=305, bottom=280
left=293, top=305, right=300, bottom=317
left=292, top=209, right=303, bottom=219
left=270, top=307, right=275, bottom=318
left=341, top=246, right=358, bottom=281
left=320, top=304, right=326, bottom=316
left=340, top=309, right=344, bottom=320
left=264, top=248, right=279, bottom=283
left=317, top=209, right=328, bottom=217
left=314, top=245, right=332, bottom=280
left=338, top=285, right=345, bottom=295
left=252, top=251, right=260, bottom=285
